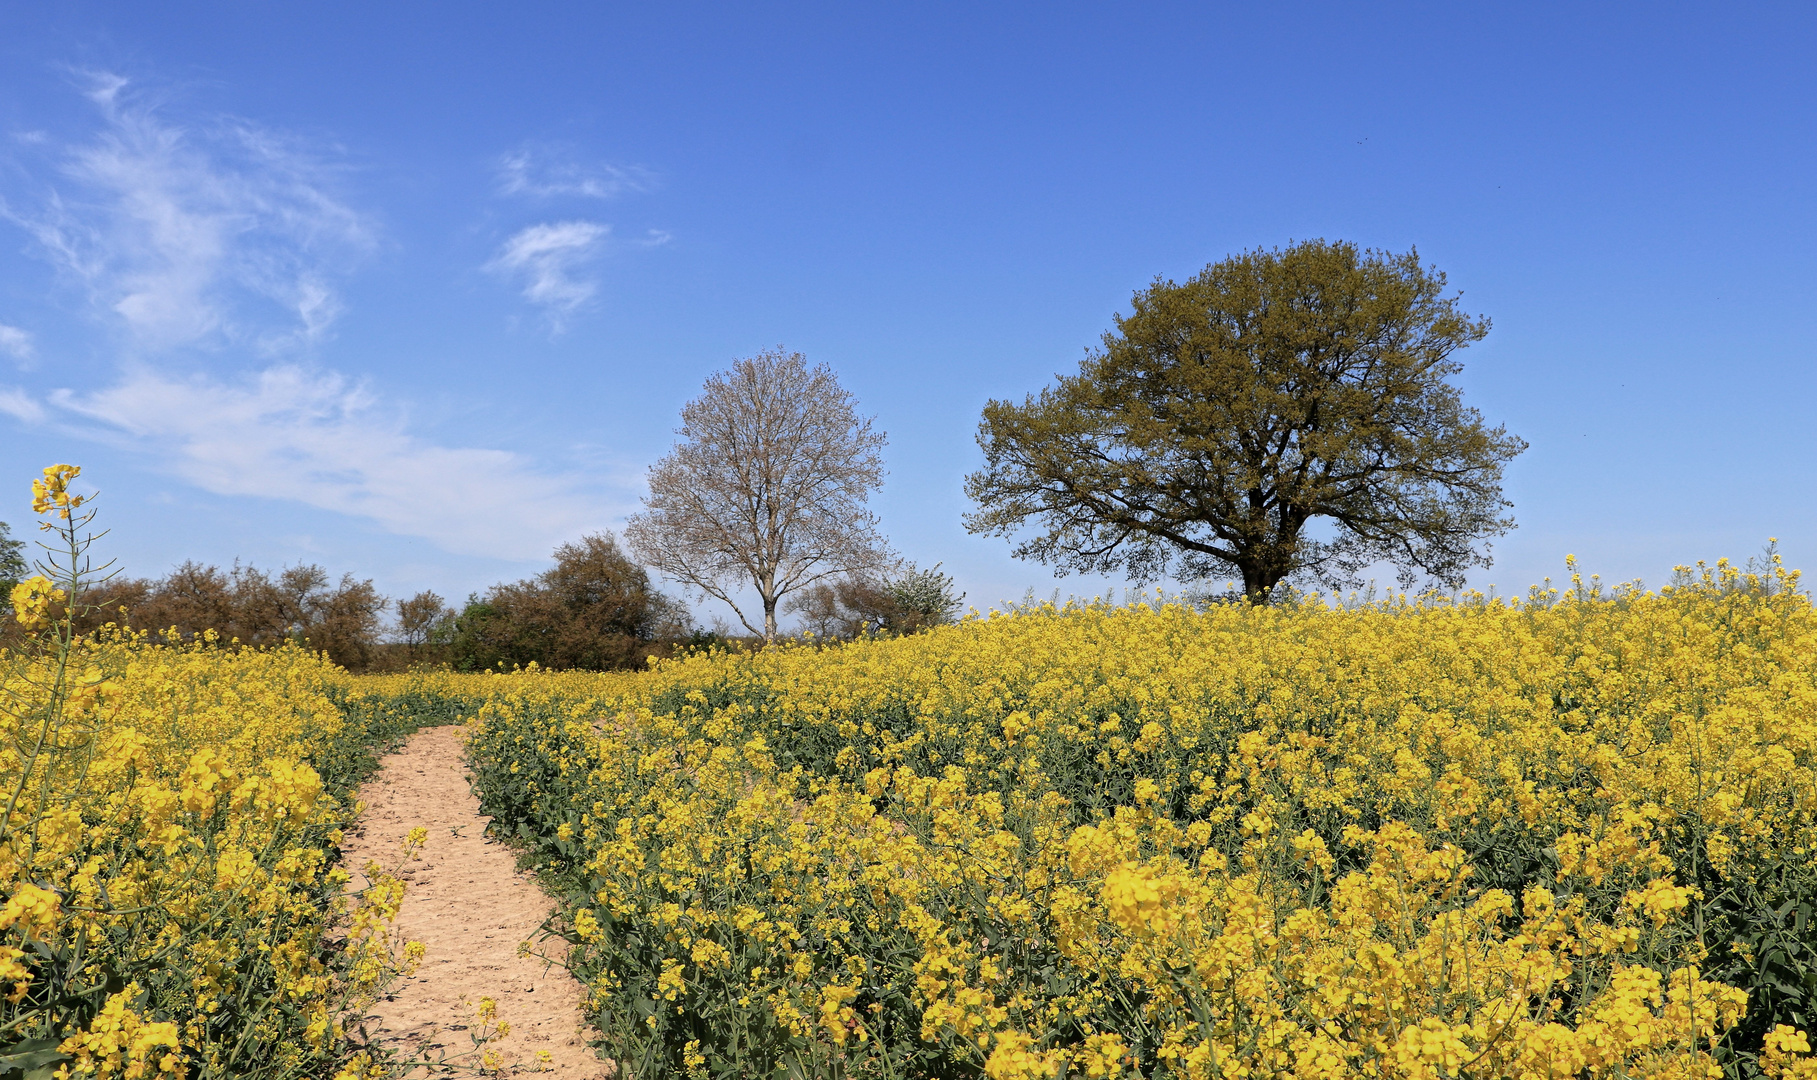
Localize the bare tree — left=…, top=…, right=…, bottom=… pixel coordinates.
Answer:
left=395, top=590, right=455, bottom=663
left=626, top=348, right=892, bottom=642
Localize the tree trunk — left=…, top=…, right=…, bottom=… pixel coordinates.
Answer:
left=1241, top=563, right=1283, bottom=606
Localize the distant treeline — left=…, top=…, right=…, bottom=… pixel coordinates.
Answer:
left=48, top=531, right=680, bottom=673
left=70, top=562, right=389, bottom=669
left=1, top=519, right=394, bottom=667
left=4, top=516, right=962, bottom=673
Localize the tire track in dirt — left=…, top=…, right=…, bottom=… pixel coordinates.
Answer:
left=341, top=726, right=609, bottom=1077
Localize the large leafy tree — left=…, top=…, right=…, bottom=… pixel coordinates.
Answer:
left=965, top=240, right=1527, bottom=602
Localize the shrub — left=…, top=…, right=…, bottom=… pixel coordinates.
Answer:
left=448, top=532, right=688, bottom=671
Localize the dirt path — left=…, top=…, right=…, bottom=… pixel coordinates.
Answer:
left=341, top=726, right=610, bottom=1077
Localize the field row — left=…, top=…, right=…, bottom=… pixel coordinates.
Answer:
left=434, top=566, right=1817, bottom=1079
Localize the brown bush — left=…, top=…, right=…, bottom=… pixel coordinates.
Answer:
left=79, top=561, right=386, bottom=671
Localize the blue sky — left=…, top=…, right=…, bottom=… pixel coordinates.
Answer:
left=1, top=2, right=1813, bottom=624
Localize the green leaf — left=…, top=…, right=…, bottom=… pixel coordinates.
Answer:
left=0, top=1038, right=71, bottom=1080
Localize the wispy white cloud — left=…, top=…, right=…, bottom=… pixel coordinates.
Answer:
left=82, top=71, right=129, bottom=108
left=53, top=365, right=626, bottom=560
left=1, top=73, right=630, bottom=561
left=488, top=220, right=607, bottom=327
left=488, top=144, right=668, bottom=328
left=2, top=72, right=373, bottom=354
left=0, top=325, right=33, bottom=365
left=0, top=386, right=44, bottom=423
left=497, top=145, right=653, bottom=200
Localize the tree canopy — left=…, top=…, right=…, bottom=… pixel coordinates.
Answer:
left=964, top=240, right=1527, bottom=602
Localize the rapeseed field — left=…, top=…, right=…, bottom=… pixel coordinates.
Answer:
left=448, top=564, right=1817, bottom=1080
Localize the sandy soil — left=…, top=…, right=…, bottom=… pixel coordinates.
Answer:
left=341, top=725, right=611, bottom=1077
